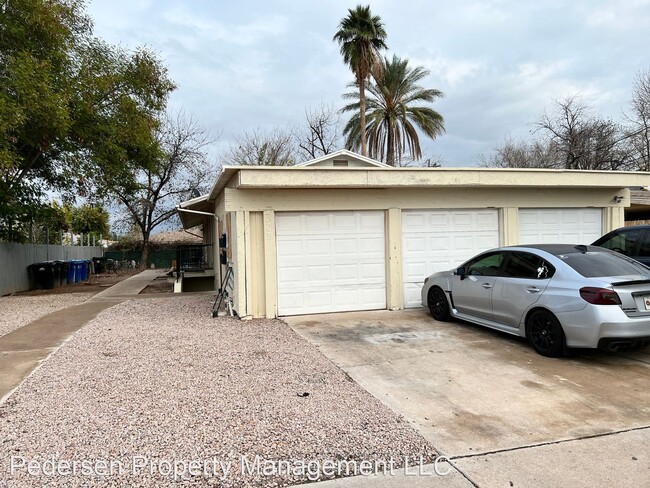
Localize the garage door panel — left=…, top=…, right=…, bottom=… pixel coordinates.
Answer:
left=404, top=213, right=426, bottom=228
left=332, top=264, right=357, bottom=281
left=276, top=211, right=386, bottom=315
left=332, top=213, right=356, bottom=229
left=277, top=266, right=303, bottom=284
left=276, top=239, right=302, bottom=259
left=360, top=262, right=385, bottom=280
left=360, top=286, right=387, bottom=306
left=276, top=214, right=302, bottom=233
left=306, top=239, right=330, bottom=256
left=402, top=209, right=500, bottom=308
left=333, top=238, right=356, bottom=254
left=306, top=265, right=330, bottom=282
left=404, top=236, right=426, bottom=254
left=361, top=237, right=384, bottom=254
left=404, top=283, right=423, bottom=310
left=518, top=209, right=602, bottom=245
left=360, top=212, right=385, bottom=229
left=305, top=214, right=330, bottom=231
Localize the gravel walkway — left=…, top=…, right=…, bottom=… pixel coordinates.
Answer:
left=0, top=294, right=94, bottom=338
left=0, top=296, right=436, bottom=487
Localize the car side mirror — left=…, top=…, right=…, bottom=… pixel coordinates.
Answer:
left=456, top=266, right=466, bottom=280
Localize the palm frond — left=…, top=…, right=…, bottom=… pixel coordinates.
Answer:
left=341, top=54, right=445, bottom=165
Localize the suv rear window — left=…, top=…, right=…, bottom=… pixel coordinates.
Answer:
left=558, top=251, right=650, bottom=277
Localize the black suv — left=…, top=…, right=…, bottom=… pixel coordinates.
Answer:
left=592, top=225, right=650, bottom=266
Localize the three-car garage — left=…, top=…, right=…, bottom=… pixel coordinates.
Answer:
left=176, top=149, right=647, bottom=319
left=275, top=207, right=609, bottom=315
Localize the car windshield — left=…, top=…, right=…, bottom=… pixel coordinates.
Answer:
left=558, top=251, right=650, bottom=278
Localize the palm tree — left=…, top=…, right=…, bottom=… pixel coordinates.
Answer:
left=342, top=55, right=445, bottom=166
left=333, top=5, right=387, bottom=157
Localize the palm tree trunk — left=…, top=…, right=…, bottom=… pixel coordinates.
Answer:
left=387, top=117, right=395, bottom=166
left=359, top=78, right=367, bottom=156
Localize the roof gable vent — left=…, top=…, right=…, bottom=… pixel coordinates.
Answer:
left=332, top=159, right=349, bottom=167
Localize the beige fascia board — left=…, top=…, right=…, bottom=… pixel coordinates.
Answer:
left=224, top=187, right=629, bottom=213
left=235, top=167, right=650, bottom=190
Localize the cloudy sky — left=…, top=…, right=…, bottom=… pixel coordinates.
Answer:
left=87, top=0, right=650, bottom=167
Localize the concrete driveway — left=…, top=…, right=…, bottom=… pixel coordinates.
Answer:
left=285, top=308, right=650, bottom=487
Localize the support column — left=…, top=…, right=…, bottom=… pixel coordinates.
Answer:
left=263, top=210, right=277, bottom=318
left=213, top=214, right=220, bottom=289
left=603, top=206, right=625, bottom=233
left=233, top=210, right=248, bottom=318
left=386, top=208, right=403, bottom=311
left=500, top=207, right=519, bottom=246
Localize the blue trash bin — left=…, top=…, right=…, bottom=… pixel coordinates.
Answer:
left=73, top=260, right=82, bottom=283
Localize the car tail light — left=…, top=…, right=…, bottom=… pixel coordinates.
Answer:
left=579, top=287, right=621, bottom=305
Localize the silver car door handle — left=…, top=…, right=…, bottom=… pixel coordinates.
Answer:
left=526, top=287, right=540, bottom=293
left=482, top=283, right=493, bottom=289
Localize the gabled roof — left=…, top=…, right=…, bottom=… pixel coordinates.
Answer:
left=295, top=149, right=391, bottom=168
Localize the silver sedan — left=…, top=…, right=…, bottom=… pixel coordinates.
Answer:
left=421, top=244, right=650, bottom=357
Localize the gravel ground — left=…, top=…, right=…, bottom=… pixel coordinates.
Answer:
left=0, top=296, right=436, bottom=487
left=0, top=294, right=94, bottom=338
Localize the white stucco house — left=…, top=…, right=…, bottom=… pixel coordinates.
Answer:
left=176, top=149, right=650, bottom=319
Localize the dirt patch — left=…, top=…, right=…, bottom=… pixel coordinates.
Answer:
left=14, top=269, right=140, bottom=296
left=139, top=281, right=172, bottom=294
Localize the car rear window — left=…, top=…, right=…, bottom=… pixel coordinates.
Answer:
left=558, top=251, right=650, bottom=277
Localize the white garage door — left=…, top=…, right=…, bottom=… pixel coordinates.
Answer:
left=402, top=209, right=500, bottom=308
left=518, top=209, right=602, bottom=245
left=276, top=211, right=386, bottom=316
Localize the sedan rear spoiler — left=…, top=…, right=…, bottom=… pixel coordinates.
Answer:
left=611, top=279, right=650, bottom=286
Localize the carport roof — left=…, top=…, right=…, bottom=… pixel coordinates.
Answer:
left=176, top=194, right=213, bottom=229
left=205, top=165, right=650, bottom=201
left=176, top=164, right=650, bottom=229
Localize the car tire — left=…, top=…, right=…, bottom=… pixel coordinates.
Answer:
left=526, top=310, right=565, bottom=357
left=428, top=287, right=450, bottom=321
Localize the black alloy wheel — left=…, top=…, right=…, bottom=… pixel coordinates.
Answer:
left=428, top=287, right=450, bottom=321
left=526, top=310, right=565, bottom=357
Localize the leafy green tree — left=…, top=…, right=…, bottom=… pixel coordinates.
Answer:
left=70, top=204, right=109, bottom=239
left=333, top=5, right=387, bottom=157
left=0, top=0, right=175, bottom=234
left=342, top=55, right=445, bottom=165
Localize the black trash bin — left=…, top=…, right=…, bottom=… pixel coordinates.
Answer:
left=52, top=261, right=62, bottom=287
left=59, top=261, right=70, bottom=286
left=27, top=264, right=38, bottom=290
left=93, top=256, right=107, bottom=274
left=30, top=262, right=56, bottom=290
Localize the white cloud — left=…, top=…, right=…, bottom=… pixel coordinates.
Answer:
left=584, top=0, right=650, bottom=29
left=409, top=54, right=484, bottom=88
left=160, top=7, right=288, bottom=46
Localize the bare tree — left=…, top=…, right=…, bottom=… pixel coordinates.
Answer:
left=480, top=136, right=559, bottom=168
left=223, top=128, right=295, bottom=166
left=112, top=112, right=216, bottom=268
left=293, top=103, right=342, bottom=160
left=535, top=96, right=632, bottom=171
left=626, top=69, right=650, bottom=171
left=399, top=154, right=444, bottom=167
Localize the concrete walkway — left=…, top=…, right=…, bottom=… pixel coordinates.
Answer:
left=90, top=269, right=163, bottom=300
left=0, top=270, right=163, bottom=404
